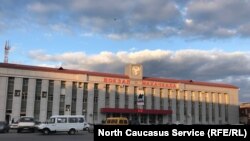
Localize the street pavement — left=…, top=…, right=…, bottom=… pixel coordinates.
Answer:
left=0, top=130, right=93, bottom=141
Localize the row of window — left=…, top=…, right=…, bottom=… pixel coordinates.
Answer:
left=49, top=117, right=84, bottom=124
left=6, top=77, right=229, bottom=123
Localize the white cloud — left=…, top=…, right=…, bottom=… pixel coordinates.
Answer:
left=27, top=2, right=62, bottom=14
left=27, top=49, right=250, bottom=102
left=2, top=0, right=250, bottom=39
left=185, top=19, right=193, bottom=25
left=80, top=32, right=94, bottom=37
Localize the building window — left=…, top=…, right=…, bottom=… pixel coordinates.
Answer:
left=160, top=88, right=163, bottom=110
left=198, top=92, right=202, bottom=123
left=191, top=92, right=195, bottom=123
left=143, top=87, right=146, bottom=109
left=21, top=78, right=29, bottom=113
left=168, top=90, right=172, bottom=123
left=34, top=79, right=42, bottom=120
left=93, top=83, right=98, bottom=122
left=6, top=77, right=15, bottom=113
left=82, top=83, right=88, bottom=118
left=218, top=94, right=222, bottom=121
left=15, top=90, right=20, bottom=97
left=42, top=91, right=47, bottom=98
left=176, top=90, right=180, bottom=122
left=115, top=85, right=119, bottom=108
left=47, top=80, right=54, bottom=119
left=105, top=84, right=110, bottom=107
left=59, top=81, right=66, bottom=115
left=71, top=82, right=77, bottom=115
left=183, top=91, right=187, bottom=118
left=61, top=81, right=66, bottom=89
left=65, top=105, right=70, bottom=111
left=125, top=86, right=128, bottom=108
left=205, top=93, right=209, bottom=123
left=225, top=93, right=229, bottom=123
left=134, top=86, right=138, bottom=109
left=151, top=88, right=155, bottom=109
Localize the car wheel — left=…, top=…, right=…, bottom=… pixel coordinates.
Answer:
left=68, top=129, right=76, bottom=135
left=17, top=128, right=22, bottom=133
left=88, top=128, right=92, bottom=133
left=31, top=128, right=35, bottom=133
left=43, top=129, right=50, bottom=135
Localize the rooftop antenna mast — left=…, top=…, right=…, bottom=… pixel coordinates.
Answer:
left=4, top=40, right=11, bottom=63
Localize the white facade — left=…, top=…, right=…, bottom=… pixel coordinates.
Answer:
left=0, top=63, right=239, bottom=125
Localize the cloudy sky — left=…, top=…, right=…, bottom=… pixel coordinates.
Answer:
left=0, top=0, right=250, bottom=102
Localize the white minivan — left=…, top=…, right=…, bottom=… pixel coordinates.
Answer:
left=37, top=115, right=86, bottom=135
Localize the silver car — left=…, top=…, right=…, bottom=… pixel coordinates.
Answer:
left=87, top=123, right=94, bottom=133
left=17, top=117, right=36, bottom=133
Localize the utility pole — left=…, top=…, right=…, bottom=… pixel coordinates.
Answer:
left=4, top=41, right=11, bottom=63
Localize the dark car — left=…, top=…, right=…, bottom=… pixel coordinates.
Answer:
left=0, top=121, right=10, bottom=133
left=129, top=120, right=140, bottom=125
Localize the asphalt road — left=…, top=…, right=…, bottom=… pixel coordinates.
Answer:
left=0, top=130, right=94, bottom=141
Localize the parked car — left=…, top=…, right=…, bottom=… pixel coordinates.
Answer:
left=83, top=123, right=90, bottom=131
left=129, top=120, right=140, bottom=125
left=37, top=115, right=87, bottom=135
left=105, top=117, right=129, bottom=125
left=10, top=121, right=19, bottom=129
left=34, top=120, right=41, bottom=128
left=17, top=117, right=36, bottom=133
left=87, top=123, right=94, bottom=133
left=0, top=121, right=10, bottom=133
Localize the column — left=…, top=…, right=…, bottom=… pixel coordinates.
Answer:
left=145, top=87, right=152, bottom=110
left=154, top=88, right=160, bottom=110
left=98, top=83, right=105, bottom=123
left=207, top=92, right=213, bottom=124
left=64, top=81, right=72, bottom=115
left=171, top=90, right=176, bottom=124
left=26, top=79, right=36, bottom=117
left=162, top=89, right=169, bottom=124
left=52, top=80, right=60, bottom=116
left=214, top=93, right=219, bottom=124
left=193, top=91, right=199, bottom=124
left=178, top=90, right=184, bottom=124
left=87, top=83, right=94, bottom=123
left=220, top=94, right=226, bottom=124
left=109, top=85, right=115, bottom=108
left=0, top=77, right=8, bottom=121
left=39, top=79, right=48, bottom=122
left=12, top=78, right=22, bottom=121
left=119, top=86, right=125, bottom=109
left=186, top=91, right=192, bottom=125
left=128, top=86, right=134, bottom=109
left=76, top=83, right=83, bottom=115
left=201, top=92, right=206, bottom=124
left=154, top=88, right=160, bottom=124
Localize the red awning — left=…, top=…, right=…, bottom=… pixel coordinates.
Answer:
left=101, top=108, right=172, bottom=115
